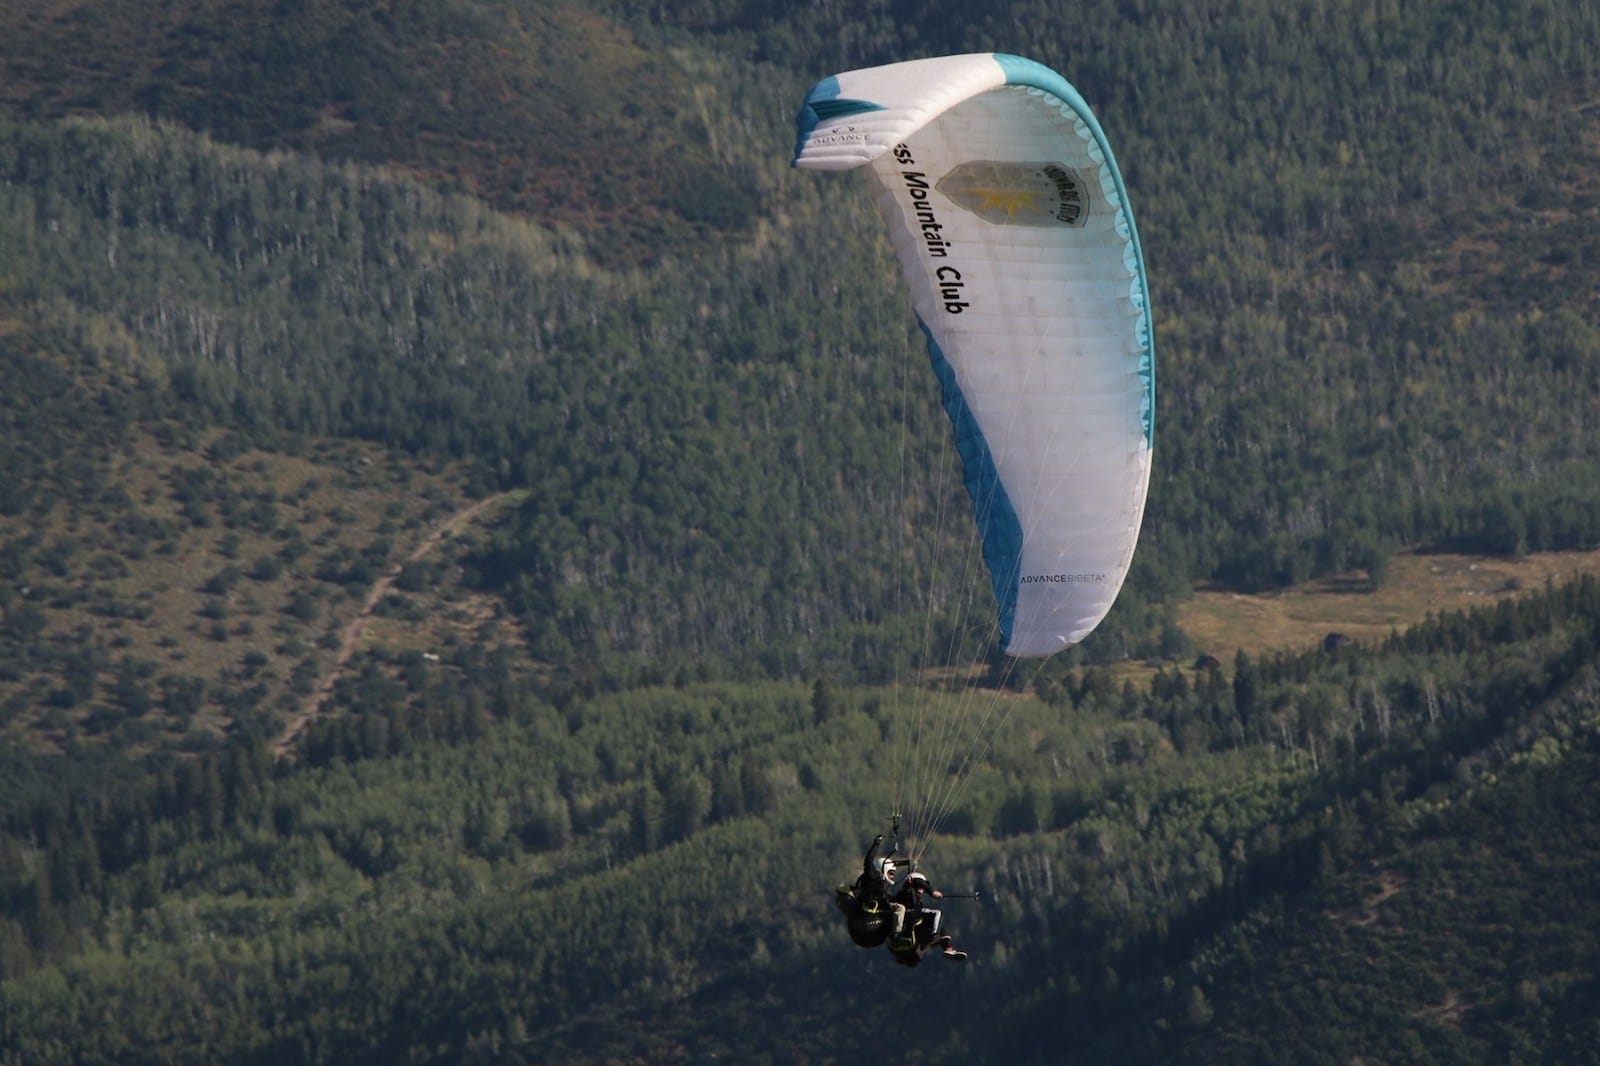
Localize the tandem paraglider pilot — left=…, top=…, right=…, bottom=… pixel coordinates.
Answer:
left=835, top=833, right=897, bottom=948
left=836, top=829, right=969, bottom=965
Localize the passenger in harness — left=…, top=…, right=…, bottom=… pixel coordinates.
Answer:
left=887, top=870, right=968, bottom=965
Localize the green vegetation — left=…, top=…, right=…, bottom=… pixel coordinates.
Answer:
left=1, top=0, right=1599, bottom=1060
left=4, top=579, right=1599, bottom=1061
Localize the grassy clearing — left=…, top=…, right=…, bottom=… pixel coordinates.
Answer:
left=1179, top=548, right=1600, bottom=660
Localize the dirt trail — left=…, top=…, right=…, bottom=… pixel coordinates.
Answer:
left=272, top=492, right=510, bottom=759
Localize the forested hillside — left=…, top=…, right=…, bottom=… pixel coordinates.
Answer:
left=3, top=0, right=1600, bottom=1061
left=5, top=578, right=1598, bottom=1061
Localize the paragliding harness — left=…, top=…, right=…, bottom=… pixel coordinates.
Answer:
left=887, top=906, right=937, bottom=967
left=839, top=887, right=892, bottom=948
left=835, top=819, right=905, bottom=948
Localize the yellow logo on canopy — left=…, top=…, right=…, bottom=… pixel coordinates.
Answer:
left=974, top=187, right=1046, bottom=218
left=937, top=161, right=1091, bottom=228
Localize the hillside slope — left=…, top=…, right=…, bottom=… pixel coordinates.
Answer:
left=1179, top=736, right=1600, bottom=1064
left=3, top=1, right=1600, bottom=1061
left=4, top=579, right=1598, bottom=1061
left=0, top=0, right=761, bottom=262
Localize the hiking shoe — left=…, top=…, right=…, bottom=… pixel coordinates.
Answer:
left=943, top=946, right=968, bottom=960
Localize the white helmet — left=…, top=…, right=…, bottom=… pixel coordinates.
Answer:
left=905, top=871, right=928, bottom=886
left=874, top=858, right=896, bottom=879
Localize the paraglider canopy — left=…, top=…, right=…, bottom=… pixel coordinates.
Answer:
left=793, top=53, right=1154, bottom=658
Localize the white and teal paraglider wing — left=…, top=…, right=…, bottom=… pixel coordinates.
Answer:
left=794, top=53, right=1154, bottom=658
